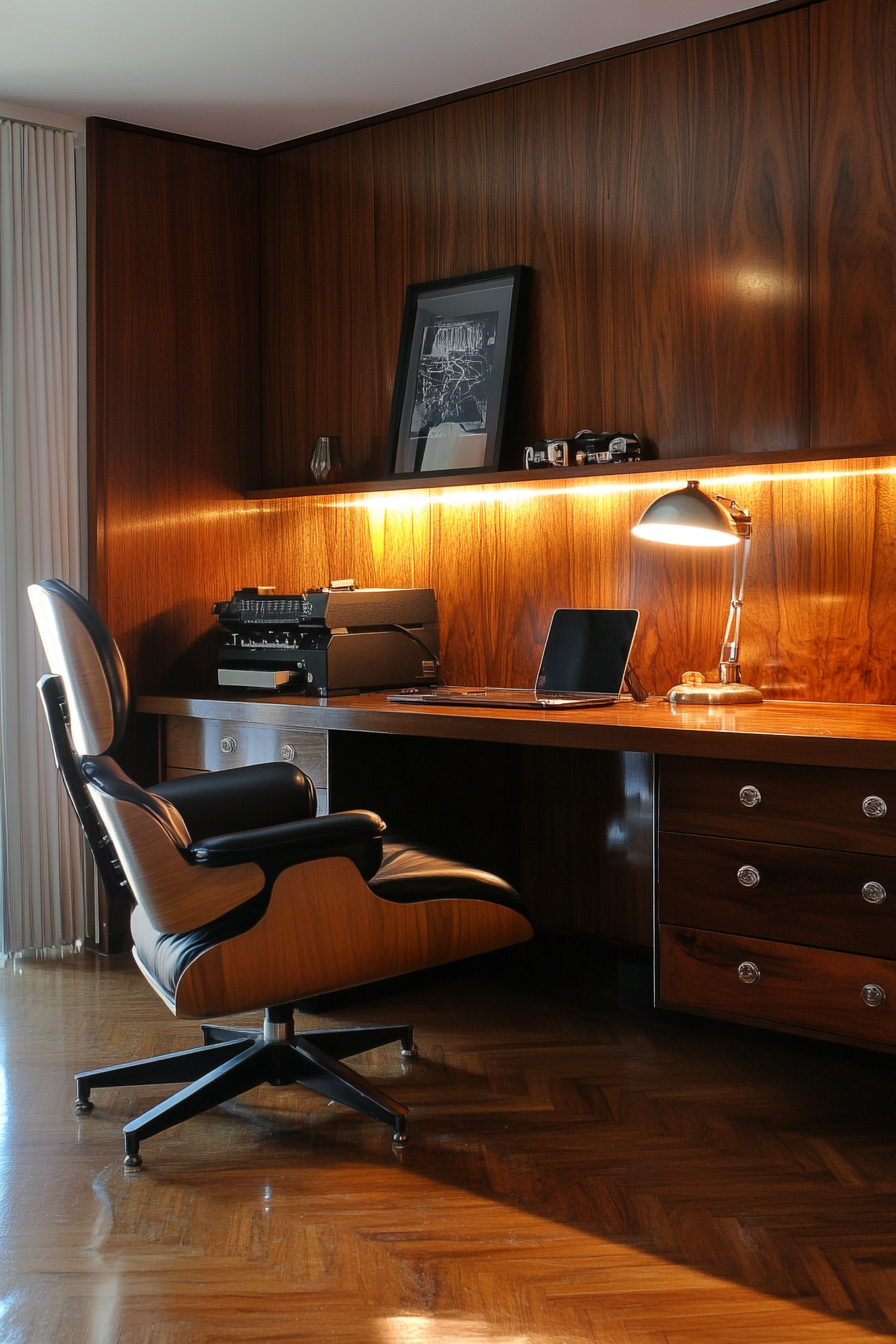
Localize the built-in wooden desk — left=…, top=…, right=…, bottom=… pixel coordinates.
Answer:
left=139, top=693, right=896, bottom=1054
left=139, top=691, right=896, bottom=770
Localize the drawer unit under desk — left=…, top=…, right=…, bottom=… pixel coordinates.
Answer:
left=661, top=755, right=896, bottom=854
left=165, top=716, right=328, bottom=814
left=657, top=754, right=896, bottom=1050
left=659, top=833, right=896, bottom=959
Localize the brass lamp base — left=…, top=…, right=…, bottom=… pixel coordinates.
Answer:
left=667, top=680, right=763, bottom=706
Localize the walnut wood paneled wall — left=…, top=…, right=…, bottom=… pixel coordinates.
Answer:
left=89, top=121, right=260, bottom=707
left=251, top=458, right=896, bottom=705
left=90, top=0, right=896, bottom=738
left=262, top=6, right=811, bottom=485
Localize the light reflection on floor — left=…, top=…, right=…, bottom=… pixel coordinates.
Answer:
left=2, top=952, right=895, bottom=1342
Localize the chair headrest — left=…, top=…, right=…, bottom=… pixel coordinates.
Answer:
left=27, top=580, right=129, bottom=757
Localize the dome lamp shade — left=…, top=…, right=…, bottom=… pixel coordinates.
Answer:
left=631, top=480, right=740, bottom=547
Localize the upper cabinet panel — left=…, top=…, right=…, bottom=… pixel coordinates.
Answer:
left=515, top=10, right=809, bottom=462
left=811, top=0, right=896, bottom=449
left=262, top=9, right=809, bottom=486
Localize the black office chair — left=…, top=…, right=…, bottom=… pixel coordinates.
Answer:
left=29, top=580, right=533, bottom=1167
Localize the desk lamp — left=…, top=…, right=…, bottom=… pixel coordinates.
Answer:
left=632, top=479, right=763, bottom=705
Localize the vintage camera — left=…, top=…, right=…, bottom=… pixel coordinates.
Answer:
left=570, top=430, right=644, bottom=465
left=524, top=431, right=645, bottom=470
left=524, top=439, right=568, bottom=469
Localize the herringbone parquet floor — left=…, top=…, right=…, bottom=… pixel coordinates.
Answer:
left=3, top=950, right=896, bottom=1342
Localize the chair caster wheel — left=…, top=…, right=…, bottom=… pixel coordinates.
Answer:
left=124, top=1152, right=143, bottom=1169
left=392, top=1129, right=408, bottom=1146
left=400, top=1044, right=419, bottom=1057
left=74, top=1098, right=93, bottom=1114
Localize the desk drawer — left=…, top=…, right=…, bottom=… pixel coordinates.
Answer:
left=659, top=924, right=896, bottom=1046
left=661, top=756, right=896, bottom=854
left=166, top=717, right=327, bottom=788
left=659, top=833, right=896, bottom=957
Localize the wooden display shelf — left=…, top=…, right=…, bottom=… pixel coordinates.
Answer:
left=245, top=441, right=896, bottom=500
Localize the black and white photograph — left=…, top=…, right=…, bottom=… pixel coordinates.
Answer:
left=385, top=267, right=530, bottom=478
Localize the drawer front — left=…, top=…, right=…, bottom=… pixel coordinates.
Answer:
left=661, top=755, right=896, bottom=854
left=166, top=717, right=327, bottom=786
left=659, top=833, right=896, bottom=958
left=660, top=924, right=896, bottom=1046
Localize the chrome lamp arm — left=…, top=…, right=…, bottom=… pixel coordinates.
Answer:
left=714, top=495, right=752, bottom=685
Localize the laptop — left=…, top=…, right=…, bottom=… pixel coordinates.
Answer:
left=388, top=608, right=640, bottom=710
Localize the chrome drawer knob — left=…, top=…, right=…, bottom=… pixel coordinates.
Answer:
left=737, top=961, right=761, bottom=984
left=739, top=785, right=761, bottom=808
left=862, top=881, right=887, bottom=905
left=862, top=795, right=887, bottom=819
left=861, top=983, right=886, bottom=1008
left=220, top=736, right=237, bottom=755
left=737, top=864, right=760, bottom=888
left=279, top=743, right=296, bottom=763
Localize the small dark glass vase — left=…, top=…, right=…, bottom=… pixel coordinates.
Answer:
left=310, top=435, right=344, bottom=484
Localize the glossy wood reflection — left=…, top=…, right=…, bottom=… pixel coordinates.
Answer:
left=810, top=0, right=896, bottom=449
left=262, top=8, right=810, bottom=486
left=6, top=951, right=896, bottom=1342
left=90, top=0, right=896, bottom=766
left=93, top=456, right=896, bottom=720
left=259, top=459, right=896, bottom=706
left=88, top=119, right=261, bottom=711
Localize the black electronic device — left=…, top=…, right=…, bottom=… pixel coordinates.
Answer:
left=213, top=584, right=440, bottom=695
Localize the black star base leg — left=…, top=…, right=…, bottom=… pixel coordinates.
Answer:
left=71, top=1010, right=416, bottom=1167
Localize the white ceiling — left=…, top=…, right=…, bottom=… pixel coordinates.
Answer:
left=1, top=0, right=770, bottom=150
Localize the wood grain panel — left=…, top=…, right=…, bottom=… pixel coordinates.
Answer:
left=91, top=454, right=896, bottom=724
left=660, top=923, right=896, bottom=1048
left=264, top=9, right=807, bottom=487
left=514, top=10, right=807, bottom=461
left=810, top=0, right=896, bottom=448
left=519, top=747, right=654, bottom=945
left=659, top=832, right=896, bottom=957
left=89, top=119, right=261, bottom=720
left=261, top=129, right=379, bottom=486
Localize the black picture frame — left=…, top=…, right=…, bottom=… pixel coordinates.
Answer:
left=384, top=265, right=531, bottom=479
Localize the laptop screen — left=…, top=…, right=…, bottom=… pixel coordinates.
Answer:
left=535, top=608, right=639, bottom=696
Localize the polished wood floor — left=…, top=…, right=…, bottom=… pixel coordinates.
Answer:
left=3, top=951, right=896, bottom=1342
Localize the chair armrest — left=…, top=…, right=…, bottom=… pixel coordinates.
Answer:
left=152, top=761, right=316, bottom=839
left=188, top=809, right=386, bottom=883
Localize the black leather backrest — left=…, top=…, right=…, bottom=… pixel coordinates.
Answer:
left=83, top=755, right=191, bottom=849
left=28, top=579, right=129, bottom=756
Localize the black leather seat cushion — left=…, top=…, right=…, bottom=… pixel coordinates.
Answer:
left=132, top=841, right=525, bottom=1003
left=370, top=842, right=524, bottom=911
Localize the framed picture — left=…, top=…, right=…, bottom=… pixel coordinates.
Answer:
left=384, top=265, right=531, bottom=478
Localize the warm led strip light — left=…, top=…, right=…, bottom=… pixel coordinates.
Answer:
left=326, top=462, right=896, bottom=512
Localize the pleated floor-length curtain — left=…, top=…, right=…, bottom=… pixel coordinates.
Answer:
left=0, top=118, right=84, bottom=955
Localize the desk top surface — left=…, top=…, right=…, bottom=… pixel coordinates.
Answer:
left=138, top=692, right=896, bottom=771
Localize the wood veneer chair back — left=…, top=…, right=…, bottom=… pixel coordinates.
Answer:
left=27, top=580, right=128, bottom=757
left=84, top=762, right=265, bottom=936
